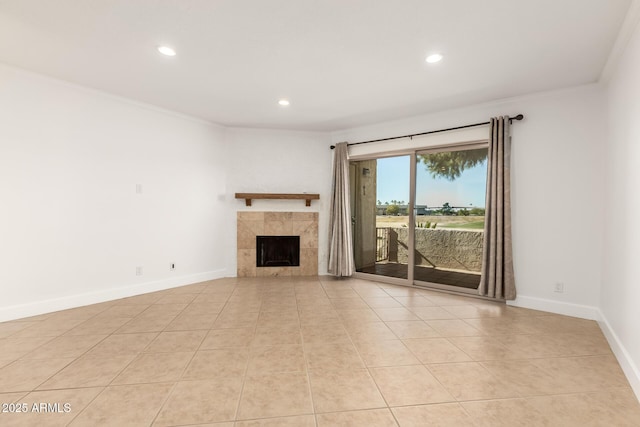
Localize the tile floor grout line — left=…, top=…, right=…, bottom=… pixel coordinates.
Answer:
left=337, top=280, right=396, bottom=416
left=296, top=293, right=318, bottom=422
left=60, top=386, right=107, bottom=425
left=163, top=285, right=235, bottom=424
left=25, top=332, right=111, bottom=393
left=230, top=283, right=257, bottom=423
left=93, top=285, right=224, bottom=425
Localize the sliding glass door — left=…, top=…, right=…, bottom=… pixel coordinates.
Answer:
left=350, top=143, right=488, bottom=292
left=350, top=155, right=410, bottom=280
left=413, top=145, right=488, bottom=290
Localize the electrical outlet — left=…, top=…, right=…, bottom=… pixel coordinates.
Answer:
left=170, top=263, right=176, bottom=270
left=136, top=266, right=143, bottom=276
left=554, top=282, right=564, bottom=293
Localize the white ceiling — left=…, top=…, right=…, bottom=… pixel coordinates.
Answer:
left=0, top=0, right=632, bottom=131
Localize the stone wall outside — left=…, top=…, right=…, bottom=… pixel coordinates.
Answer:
left=388, top=228, right=484, bottom=272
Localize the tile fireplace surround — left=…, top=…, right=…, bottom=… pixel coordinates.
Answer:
left=237, top=211, right=318, bottom=277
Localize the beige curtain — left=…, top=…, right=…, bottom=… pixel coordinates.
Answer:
left=479, top=116, right=516, bottom=300
left=328, top=142, right=355, bottom=276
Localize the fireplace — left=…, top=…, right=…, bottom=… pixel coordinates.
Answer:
left=237, top=211, right=318, bottom=277
left=256, top=236, right=300, bottom=267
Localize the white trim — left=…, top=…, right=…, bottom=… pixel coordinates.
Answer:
left=598, top=310, right=640, bottom=401
left=0, top=269, right=228, bottom=322
left=348, top=139, right=489, bottom=162
left=506, top=295, right=601, bottom=320
left=348, top=127, right=488, bottom=158
left=600, top=0, right=640, bottom=83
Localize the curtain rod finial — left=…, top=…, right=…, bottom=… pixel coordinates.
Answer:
left=512, top=114, right=524, bottom=121
left=330, top=145, right=336, bottom=150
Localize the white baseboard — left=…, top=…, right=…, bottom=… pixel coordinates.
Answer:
left=0, top=269, right=228, bottom=322
left=597, top=310, right=640, bottom=401
left=506, top=294, right=601, bottom=320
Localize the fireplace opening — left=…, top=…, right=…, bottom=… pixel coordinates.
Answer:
left=256, top=236, right=300, bottom=267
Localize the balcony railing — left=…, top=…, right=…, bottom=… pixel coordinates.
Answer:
left=376, top=227, right=390, bottom=262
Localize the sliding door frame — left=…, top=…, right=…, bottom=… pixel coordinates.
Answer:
left=408, top=151, right=416, bottom=284
left=350, top=139, right=489, bottom=295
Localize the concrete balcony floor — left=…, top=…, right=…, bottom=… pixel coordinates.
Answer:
left=357, top=262, right=481, bottom=289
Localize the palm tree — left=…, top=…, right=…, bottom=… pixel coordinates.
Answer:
left=418, top=148, right=487, bottom=181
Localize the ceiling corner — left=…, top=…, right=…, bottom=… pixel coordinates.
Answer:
left=599, top=0, right=640, bottom=83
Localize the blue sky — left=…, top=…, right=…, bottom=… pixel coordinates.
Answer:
left=376, top=155, right=487, bottom=208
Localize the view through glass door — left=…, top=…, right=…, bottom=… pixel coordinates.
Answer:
left=350, top=155, right=410, bottom=280
left=350, top=144, right=488, bottom=291
left=413, top=145, right=488, bottom=289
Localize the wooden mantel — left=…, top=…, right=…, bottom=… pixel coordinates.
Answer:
left=235, top=193, right=320, bottom=207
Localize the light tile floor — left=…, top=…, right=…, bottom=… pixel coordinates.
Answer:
left=0, top=276, right=639, bottom=426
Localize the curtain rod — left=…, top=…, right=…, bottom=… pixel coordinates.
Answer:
left=329, top=114, right=524, bottom=149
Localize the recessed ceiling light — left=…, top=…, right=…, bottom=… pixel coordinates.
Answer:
left=157, top=46, right=176, bottom=56
left=278, top=99, right=290, bottom=106
left=426, top=53, right=443, bottom=63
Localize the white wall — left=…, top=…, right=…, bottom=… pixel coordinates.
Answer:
left=333, top=84, right=607, bottom=318
left=0, top=64, right=228, bottom=321
left=0, top=62, right=611, bottom=325
left=225, top=128, right=333, bottom=275
left=602, top=19, right=640, bottom=397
